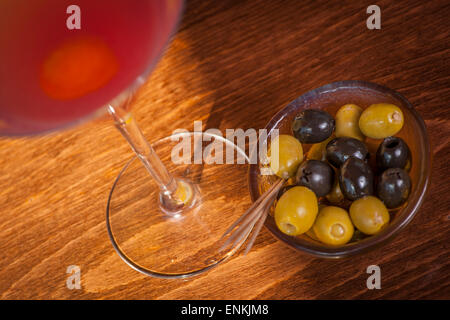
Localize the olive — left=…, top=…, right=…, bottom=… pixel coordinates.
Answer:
left=277, top=185, right=294, bottom=200
left=339, top=157, right=374, bottom=201
left=376, top=136, right=410, bottom=170
left=359, top=103, right=404, bottom=139
left=313, top=206, right=354, bottom=245
left=350, top=196, right=390, bottom=235
left=296, top=160, right=334, bottom=197
left=377, top=168, right=411, bottom=208
left=274, top=186, right=318, bottom=236
left=326, top=137, right=369, bottom=168
left=306, top=136, right=333, bottom=161
left=269, top=134, right=304, bottom=179
left=305, top=203, right=325, bottom=241
left=292, top=109, right=335, bottom=143
left=335, top=104, right=365, bottom=141
left=326, top=172, right=344, bottom=204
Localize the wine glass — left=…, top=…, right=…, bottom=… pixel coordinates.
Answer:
left=0, top=0, right=252, bottom=278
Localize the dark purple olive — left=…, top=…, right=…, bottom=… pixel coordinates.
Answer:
left=339, top=157, right=374, bottom=201
left=296, top=160, right=334, bottom=197
left=292, top=109, right=335, bottom=143
left=376, top=136, right=410, bottom=170
left=326, top=137, right=369, bottom=168
left=377, top=168, right=411, bottom=208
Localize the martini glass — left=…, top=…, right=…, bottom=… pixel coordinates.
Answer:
left=0, top=0, right=251, bottom=278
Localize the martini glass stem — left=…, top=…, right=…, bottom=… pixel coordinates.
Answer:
left=108, top=105, right=178, bottom=198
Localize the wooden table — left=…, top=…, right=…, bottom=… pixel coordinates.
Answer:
left=0, top=0, right=448, bottom=299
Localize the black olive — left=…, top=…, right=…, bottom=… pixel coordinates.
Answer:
left=377, top=168, right=411, bottom=208
left=292, top=109, right=335, bottom=143
left=296, top=160, right=334, bottom=197
left=376, top=136, right=410, bottom=170
left=326, top=137, right=369, bottom=168
left=339, top=157, right=374, bottom=201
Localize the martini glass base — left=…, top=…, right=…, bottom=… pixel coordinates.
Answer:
left=158, top=178, right=200, bottom=216
left=106, top=132, right=250, bottom=278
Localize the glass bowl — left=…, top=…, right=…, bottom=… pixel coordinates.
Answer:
left=248, top=80, right=431, bottom=258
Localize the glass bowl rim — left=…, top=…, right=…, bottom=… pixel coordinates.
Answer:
left=248, top=80, right=432, bottom=258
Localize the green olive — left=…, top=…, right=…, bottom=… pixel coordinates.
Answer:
left=274, top=186, right=318, bottom=236
left=313, top=206, right=354, bottom=245
left=326, top=173, right=344, bottom=204
left=359, top=103, right=404, bottom=139
left=269, top=134, right=304, bottom=179
left=335, top=104, right=365, bottom=141
left=349, top=196, right=390, bottom=235
left=306, top=136, right=333, bottom=161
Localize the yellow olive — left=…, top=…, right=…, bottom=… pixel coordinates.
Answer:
left=350, top=196, right=390, bottom=235
left=269, top=134, right=303, bottom=179
left=359, top=103, right=404, bottom=139
left=306, top=136, right=333, bottom=161
left=274, top=186, right=318, bottom=236
left=305, top=203, right=327, bottom=241
left=326, top=173, right=344, bottom=204
left=335, top=104, right=365, bottom=141
left=313, top=206, right=354, bottom=245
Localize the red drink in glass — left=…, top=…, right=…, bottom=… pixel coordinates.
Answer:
left=0, top=0, right=182, bottom=135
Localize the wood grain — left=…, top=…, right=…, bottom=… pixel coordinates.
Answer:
left=0, top=0, right=449, bottom=299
